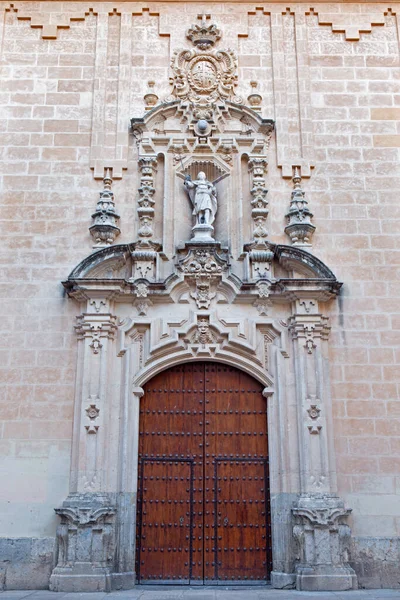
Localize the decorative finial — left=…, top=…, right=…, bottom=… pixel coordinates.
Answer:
left=247, top=81, right=262, bottom=112
left=144, top=80, right=159, bottom=111
left=89, top=169, right=121, bottom=248
left=284, top=167, right=316, bottom=247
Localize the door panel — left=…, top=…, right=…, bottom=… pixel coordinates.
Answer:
left=213, top=459, right=269, bottom=583
left=136, top=363, right=271, bottom=584
left=137, top=459, right=192, bottom=583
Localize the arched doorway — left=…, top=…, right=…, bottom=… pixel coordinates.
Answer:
left=136, top=362, right=272, bottom=584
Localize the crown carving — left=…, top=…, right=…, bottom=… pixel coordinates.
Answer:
left=186, top=14, right=221, bottom=50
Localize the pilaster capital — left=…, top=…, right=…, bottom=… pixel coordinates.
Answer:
left=292, top=494, right=351, bottom=530
left=248, top=155, right=268, bottom=173
left=75, top=313, right=118, bottom=351
left=138, top=155, right=158, bottom=172
left=288, top=312, right=330, bottom=354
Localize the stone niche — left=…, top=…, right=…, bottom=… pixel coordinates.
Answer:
left=50, top=14, right=356, bottom=593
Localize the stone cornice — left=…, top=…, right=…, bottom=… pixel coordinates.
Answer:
left=62, top=241, right=342, bottom=303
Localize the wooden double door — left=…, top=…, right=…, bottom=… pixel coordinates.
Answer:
left=136, top=363, right=272, bottom=584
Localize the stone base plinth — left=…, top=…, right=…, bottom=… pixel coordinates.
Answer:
left=50, top=567, right=136, bottom=592
left=49, top=564, right=112, bottom=592
left=111, top=571, right=136, bottom=590
left=270, top=571, right=296, bottom=589
left=292, top=494, right=358, bottom=592
left=295, top=565, right=358, bottom=591
left=191, top=223, right=214, bottom=241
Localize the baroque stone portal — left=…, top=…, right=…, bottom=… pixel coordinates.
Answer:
left=51, top=13, right=356, bottom=594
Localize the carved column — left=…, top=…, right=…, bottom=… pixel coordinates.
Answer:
left=249, top=156, right=269, bottom=243
left=289, top=300, right=357, bottom=591
left=131, top=156, right=160, bottom=281
left=137, top=156, right=157, bottom=243
left=50, top=296, right=123, bottom=592
left=246, top=156, right=273, bottom=279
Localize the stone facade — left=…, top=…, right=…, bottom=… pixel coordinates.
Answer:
left=0, top=0, right=399, bottom=592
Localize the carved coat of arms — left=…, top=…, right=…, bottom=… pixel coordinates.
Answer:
left=169, top=15, right=242, bottom=112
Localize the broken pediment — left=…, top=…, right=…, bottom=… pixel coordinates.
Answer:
left=63, top=241, right=341, bottom=305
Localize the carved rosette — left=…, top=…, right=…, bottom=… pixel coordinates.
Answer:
left=89, top=170, right=121, bottom=248
left=285, top=167, right=316, bottom=247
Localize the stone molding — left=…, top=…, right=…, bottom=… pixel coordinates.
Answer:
left=64, top=241, right=341, bottom=298
left=307, top=8, right=386, bottom=41
left=5, top=4, right=97, bottom=40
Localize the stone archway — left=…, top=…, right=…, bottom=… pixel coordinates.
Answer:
left=136, top=362, right=272, bottom=585
left=50, top=238, right=357, bottom=593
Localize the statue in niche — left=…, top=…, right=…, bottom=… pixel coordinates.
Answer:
left=184, top=172, right=217, bottom=227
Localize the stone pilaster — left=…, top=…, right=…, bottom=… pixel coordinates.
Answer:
left=50, top=297, right=121, bottom=592
left=246, top=156, right=273, bottom=279
left=249, top=156, right=269, bottom=244
left=137, top=156, right=157, bottom=244
left=131, top=156, right=160, bottom=281
left=289, top=300, right=357, bottom=591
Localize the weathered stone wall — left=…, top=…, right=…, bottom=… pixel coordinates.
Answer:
left=0, top=1, right=399, bottom=589
left=0, top=538, right=54, bottom=590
